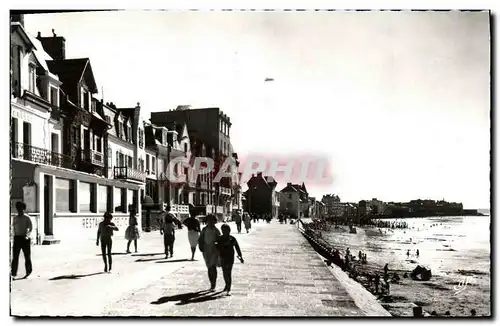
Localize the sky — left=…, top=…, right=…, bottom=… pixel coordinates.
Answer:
left=23, top=10, right=490, bottom=208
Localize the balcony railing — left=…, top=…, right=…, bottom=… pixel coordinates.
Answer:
left=170, top=204, right=190, bottom=215
left=81, top=149, right=104, bottom=167
left=114, top=166, right=146, bottom=183
left=11, top=142, right=72, bottom=169
left=220, top=186, right=232, bottom=196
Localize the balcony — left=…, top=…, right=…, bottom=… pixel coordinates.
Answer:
left=11, top=142, right=72, bottom=169
left=170, top=204, right=190, bottom=215
left=81, top=149, right=104, bottom=167
left=220, top=186, right=232, bottom=196
left=114, top=166, right=146, bottom=183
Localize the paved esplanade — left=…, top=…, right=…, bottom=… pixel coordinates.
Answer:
left=11, top=220, right=389, bottom=317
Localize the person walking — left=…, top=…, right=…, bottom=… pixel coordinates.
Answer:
left=96, top=212, right=119, bottom=273
left=198, top=214, right=221, bottom=291
left=216, top=224, right=244, bottom=296
left=11, top=201, right=33, bottom=279
left=183, top=214, right=201, bottom=260
left=243, top=212, right=252, bottom=233
left=160, top=207, right=181, bottom=259
left=125, top=206, right=140, bottom=253
left=233, top=210, right=242, bottom=234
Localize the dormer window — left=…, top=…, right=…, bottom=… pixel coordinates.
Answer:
left=127, top=122, right=132, bottom=142
left=81, top=87, right=89, bottom=110
left=138, top=129, right=144, bottom=148
left=28, top=64, right=36, bottom=93
left=50, top=86, right=58, bottom=106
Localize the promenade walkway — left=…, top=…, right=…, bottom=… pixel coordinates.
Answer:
left=11, top=220, right=389, bottom=317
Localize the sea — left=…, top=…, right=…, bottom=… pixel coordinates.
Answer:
left=321, top=215, right=491, bottom=316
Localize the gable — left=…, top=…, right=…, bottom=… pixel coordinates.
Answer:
left=81, top=61, right=98, bottom=93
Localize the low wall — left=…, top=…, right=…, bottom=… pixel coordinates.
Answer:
left=53, top=213, right=132, bottom=243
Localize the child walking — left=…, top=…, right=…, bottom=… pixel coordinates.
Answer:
left=216, top=224, right=244, bottom=296
left=96, top=212, right=119, bottom=273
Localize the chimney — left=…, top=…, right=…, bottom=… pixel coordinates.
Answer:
left=287, top=182, right=292, bottom=187
left=11, top=14, right=24, bottom=27
left=37, top=29, right=66, bottom=60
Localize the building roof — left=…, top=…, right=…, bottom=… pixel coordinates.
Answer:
left=247, top=172, right=277, bottom=189
left=279, top=183, right=307, bottom=193
left=47, top=58, right=98, bottom=93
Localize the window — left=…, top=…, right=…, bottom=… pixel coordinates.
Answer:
left=22, top=122, right=31, bottom=145
left=128, top=126, right=133, bottom=142
left=51, top=133, right=58, bottom=153
left=79, top=181, right=92, bottom=213
left=73, top=127, right=78, bottom=144
left=127, top=189, right=134, bottom=211
left=50, top=87, right=58, bottom=106
left=55, top=178, right=75, bottom=212
left=138, top=129, right=144, bottom=148
left=107, top=148, right=112, bottom=168
left=81, top=87, right=89, bottom=110
left=184, top=143, right=188, bottom=153
left=11, top=118, right=18, bottom=144
left=152, top=157, right=156, bottom=173
left=288, top=194, right=292, bottom=199
left=98, top=185, right=108, bottom=212
left=146, top=154, right=150, bottom=172
left=114, top=187, right=125, bottom=213
left=119, top=153, right=124, bottom=167
left=105, top=115, right=111, bottom=124
left=116, top=151, right=120, bottom=167
left=127, top=156, right=132, bottom=168
left=96, top=137, right=102, bottom=153
left=28, top=64, right=36, bottom=93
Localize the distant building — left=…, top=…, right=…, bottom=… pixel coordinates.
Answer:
left=367, top=198, right=386, bottom=215
left=279, top=183, right=309, bottom=218
left=150, top=106, right=237, bottom=218
left=322, top=194, right=343, bottom=217
left=243, top=172, right=279, bottom=218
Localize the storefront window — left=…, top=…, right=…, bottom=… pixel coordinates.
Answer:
left=55, top=178, right=73, bottom=212
left=99, top=185, right=107, bottom=213
left=127, top=189, right=134, bottom=211
left=114, top=187, right=124, bottom=212
left=79, top=182, right=92, bottom=213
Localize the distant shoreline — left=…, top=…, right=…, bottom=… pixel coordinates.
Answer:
left=352, top=213, right=487, bottom=220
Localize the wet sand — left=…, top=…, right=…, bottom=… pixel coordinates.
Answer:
left=320, top=217, right=490, bottom=317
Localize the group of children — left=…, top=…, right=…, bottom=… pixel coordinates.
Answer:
left=95, top=210, right=244, bottom=296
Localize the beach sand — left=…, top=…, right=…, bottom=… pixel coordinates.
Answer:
left=320, top=219, right=490, bottom=317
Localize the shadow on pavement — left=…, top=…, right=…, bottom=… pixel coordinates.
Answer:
left=155, top=259, right=190, bottom=264
left=95, top=253, right=129, bottom=256
left=131, top=253, right=164, bottom=257
left=151, top=290, right=225, bottom=305
left=135, top=257, right=166, bottom=262
left=49, top=272, right=104, bottom=281
left=176, top=291, right=226, bottom=305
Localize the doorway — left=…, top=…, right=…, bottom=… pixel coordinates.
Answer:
left=44, top=175, right=53, bottom=236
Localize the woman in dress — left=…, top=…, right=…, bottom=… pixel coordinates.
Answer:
left=125, top=207, right=140, bottom=253
left=183, top=214, right=201, bottom=260
left=198, top=214, right=221, bottom=291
